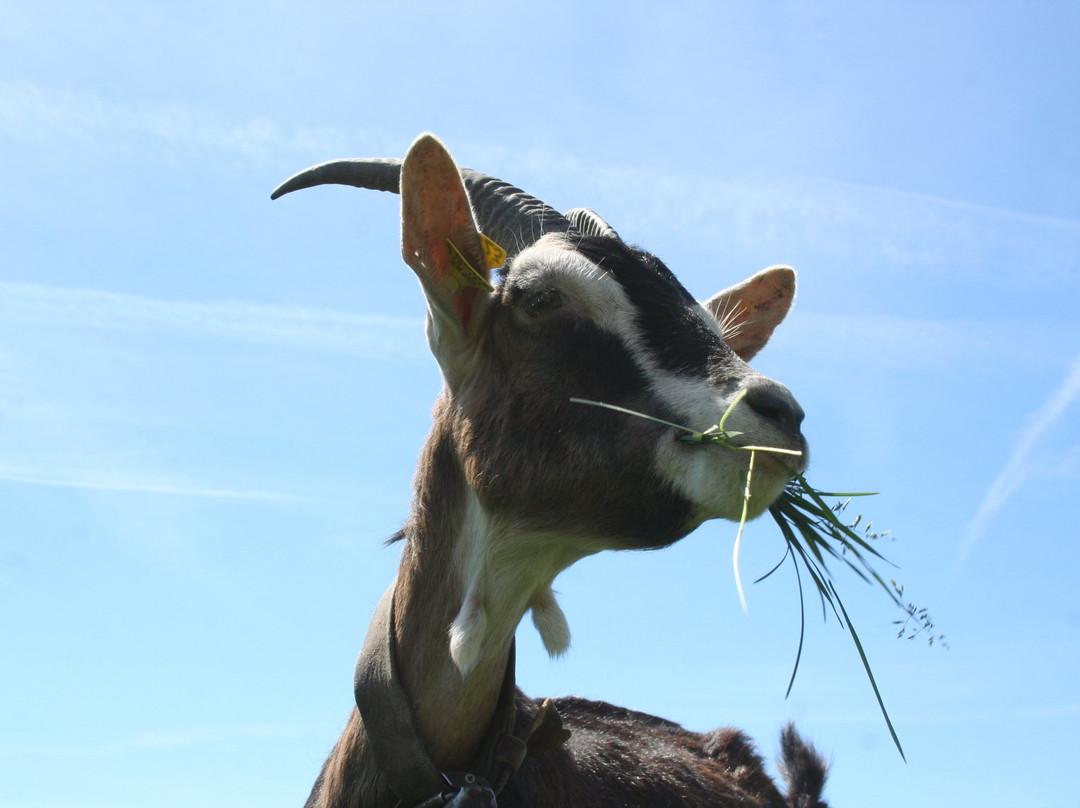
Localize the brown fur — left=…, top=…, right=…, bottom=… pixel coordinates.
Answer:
left=287, top=134, right=828, bottom=808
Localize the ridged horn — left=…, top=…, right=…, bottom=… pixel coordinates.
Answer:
left=565, top=207, right=622, bottom=241
left=271, top=157, right=578, bottom=257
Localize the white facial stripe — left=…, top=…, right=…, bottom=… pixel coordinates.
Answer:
left=517, top=247, right=747, bottom=432
left=511, top=244, right=645, bottom=352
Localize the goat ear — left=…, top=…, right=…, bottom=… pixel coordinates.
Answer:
left=703, top=265, right=795, bottom=362
left=400, top=134, right=494, bottom=358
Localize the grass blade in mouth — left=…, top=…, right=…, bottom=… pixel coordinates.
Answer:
left=570, top=396, right=946, bottom=760
left=732, top=449, right=756, bottom=615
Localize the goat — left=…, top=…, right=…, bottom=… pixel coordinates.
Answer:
left=272, top=134, right=829, bottom=808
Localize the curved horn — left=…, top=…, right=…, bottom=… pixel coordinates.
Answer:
left=565, top=207, right=622, bottom=241
left=270, top=158, right=402, bottom=199
left=271, top=157, right=577, bottom=257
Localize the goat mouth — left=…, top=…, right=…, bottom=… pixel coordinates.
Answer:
left=676, top=429, right=808, bottom=477
left=752, top=449, right=805, bottom=478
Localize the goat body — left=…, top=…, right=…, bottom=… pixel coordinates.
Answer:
left=273, top=134, right=829, bottom=808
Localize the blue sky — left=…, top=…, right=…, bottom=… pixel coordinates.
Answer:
left=2, top=2, right=1078, bottom=806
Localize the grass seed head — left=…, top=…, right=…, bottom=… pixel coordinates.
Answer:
left=570, top=396, right=946, bottom=760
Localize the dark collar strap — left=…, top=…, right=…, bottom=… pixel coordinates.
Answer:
left=354, top=584, right=449, bottom=804
left=353, top=583, right=534, bottom=807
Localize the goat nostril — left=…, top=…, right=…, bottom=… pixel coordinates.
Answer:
left=743, top=381, right=805, bottom=436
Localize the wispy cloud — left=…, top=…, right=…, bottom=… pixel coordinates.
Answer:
left=904, top=701, right=1080, bottom=725
left=812, top=701, right=1080, bottom=726
left=129, top=725, right=304, bottom=750
left=781, top=312, right=1077, bottom=371
left=3, top=724, right=307, bottom=758
left=0, top=281, right=425, bottom=361
left=961, top=350, right=1080, bottom=559
left=0, top=282, right=407, bottom=504
left=0, top=463, right=316, bottom=502
left=499, top=150, right=1080, bottom=290
left=6, top=79, right=1079, bottom=291
left=0, top=79, right=392, bottom=165
left=742, top=176, right=1080, bottom=279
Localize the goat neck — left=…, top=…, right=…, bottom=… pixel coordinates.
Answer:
left=390, top=404, right=574, bottom=772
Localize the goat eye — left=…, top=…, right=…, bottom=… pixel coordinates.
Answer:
left=524, top=287, right=564, bottom=317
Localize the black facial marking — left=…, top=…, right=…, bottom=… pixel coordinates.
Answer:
left=464, top=302, right=694, bottom=549
left=489, top=303, right=656, bottom=410
left=573, top=237, right=733, bottom=376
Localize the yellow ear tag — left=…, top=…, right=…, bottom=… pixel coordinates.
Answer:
left=479, top=233, right=507, bottom=270
left=445, top=238, right=496, bottom=293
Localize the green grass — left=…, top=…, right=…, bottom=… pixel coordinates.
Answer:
left=570, top=395, right=946, bottom=760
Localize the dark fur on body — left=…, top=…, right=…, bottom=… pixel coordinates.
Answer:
left=305, top=695, right=829, bottom=808
left=504, top=696, right=827, bottom=808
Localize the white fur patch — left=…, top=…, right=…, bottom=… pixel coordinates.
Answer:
left=448, top=494, right=493, bottom=677
left=511, top=244, right=646, bottom=356
left=449, top=588, right=487, bottom=677
left=529, top=585, right=571, bottom=657
left=448, top=492, right=582, bottom=676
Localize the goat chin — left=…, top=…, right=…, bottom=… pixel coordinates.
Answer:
left=675, top=457, right=796, bottom=526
